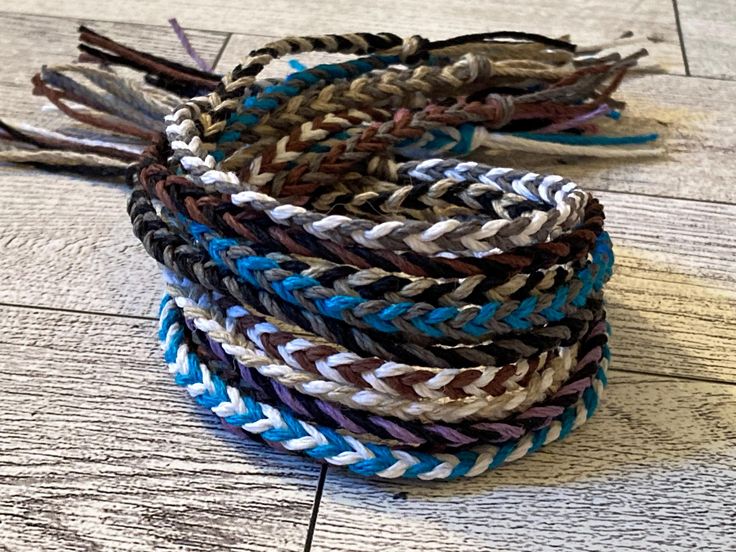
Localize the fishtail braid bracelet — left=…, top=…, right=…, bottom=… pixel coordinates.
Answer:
left=0, top=27, right=653, bottom=480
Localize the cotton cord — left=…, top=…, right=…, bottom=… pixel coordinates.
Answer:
left=2, top=27, right=648, bottom=480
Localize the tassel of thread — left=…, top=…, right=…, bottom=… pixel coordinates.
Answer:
left=0, top=25, right=214, bottom=176
left=0, top=27, right=662, bottom=175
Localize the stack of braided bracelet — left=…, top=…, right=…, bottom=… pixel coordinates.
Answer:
left=3, top=29, right=658, bottom=480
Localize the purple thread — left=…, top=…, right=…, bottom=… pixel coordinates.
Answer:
left=237, top=361, right=269, bottom=396
left=553, top=376, right=593, bottom=399
left=422, top=424, right=479, bottom=447
left=576, top=345, right=603, bottom=371
left=316, top=400, right=372, bottom=437
left=206, top=335, right=228, bottom=361
left=539, top=104, right=611, bottom=133
left=590, top=320, right=607, bottom=338
left=366, top=415, right=427, bottom=447
left=272, top=379, right=314, bottom=418
left=518, top=405, right=565, bottom=419
left=168, top=18, right=213, bottom=72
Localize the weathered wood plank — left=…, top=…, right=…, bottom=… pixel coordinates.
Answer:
left=0, top=305, right=320, bottom=552
left=599, top=190, right=736, bottom=384
left=0, top=0, right=684, bottom=75
left=0, top=4, right=732, bottom=552
left=0, top=13, right=226, bottom=317
left=0, top=13, right=227, bottom=120
left=677, top=0, right=736, bottom=79
left=606, top=262, right=736, bottom=384
left=309, top=371, right=736, bottom=552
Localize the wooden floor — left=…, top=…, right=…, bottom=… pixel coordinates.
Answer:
left=1, top=1, right=734, bottom=550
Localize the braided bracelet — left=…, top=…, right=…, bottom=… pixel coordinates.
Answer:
left=0, top=27, right=653, bottom=480
left=179, top=285, right=607, bottom=452
left=135, top=30, right=630, bottom=478
left=160, top=293, right=610, bottom=479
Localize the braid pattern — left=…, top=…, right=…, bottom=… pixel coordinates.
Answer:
left=118, top=29, right=635, bottom=479
left=160, top=294, right=611, bottom=479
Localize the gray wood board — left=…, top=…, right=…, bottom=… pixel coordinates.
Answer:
left=0, top=4, right=734, bottom=552
left=0, top=305, right=321, bottom=552
left=678, top=0, right=736, bottom=79
left=0, top=0, right=684, bottom=76
left=310, top=371, right=736, bottom=552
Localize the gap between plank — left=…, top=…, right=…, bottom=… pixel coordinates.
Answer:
left=671, top=0, right=691, bottom=76
left=0, top=301, right=157, bottom=322
left=668, top=72, right=736, bottom=83
left=3, top=300, right=733, bottom=387
left=212, top=32, right=232, bottom=71
left=3, top=297, right=736, bottom=386
left=303, top=464, right=328, bottom=552
left=609, top=367, right=736, bottom=387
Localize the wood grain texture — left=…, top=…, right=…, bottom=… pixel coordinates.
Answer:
left=0, top=0, right=685, bottom=75
left=0, top=14, right=226, bottom=318
left=310, top=371, right=736, bottom=552
left=0, top=13, right=226, bottom=121
left=677, top=0, right=736, bottom=79
left=0, top=305, right=321, bottom=552
left=0, top=173, right=162, bottom=318
left=599, top=191, right=736, bottom=384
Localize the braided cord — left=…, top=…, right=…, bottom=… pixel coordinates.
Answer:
left=163, top=256, right=611, bottom=418
left=118, top=29, right=638, bottom=477
left=166, top=274, right=589, bottom=423
left=166, top=275, right=581, bottom=402
left=176, top=215, right=613, bottom=342
left=187, top=315, right=604, bottom=452
left=161, top=294, right=610, bottom=479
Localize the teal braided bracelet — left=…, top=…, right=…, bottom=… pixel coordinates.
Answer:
left=160, top=292, right=611, bottom=479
